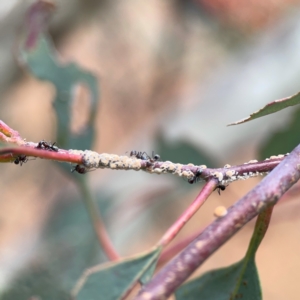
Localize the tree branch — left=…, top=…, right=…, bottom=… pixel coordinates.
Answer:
left=157, top=179, right=218, bottom=247
left=134, top=143, right=300, bottom=300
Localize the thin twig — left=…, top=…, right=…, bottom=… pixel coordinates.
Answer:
left=0, top=146, right=83, bottom=164
left=0, top=145, right=285, bottom=185
left=134, top=143, right=300, bottom=300
left=157, top=179, right=218, bottom=247
left=77, top=178, right=120, bottom=261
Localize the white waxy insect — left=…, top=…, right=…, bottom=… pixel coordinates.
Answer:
left=212, top=171, right=223, bottom=182
left=168, top=164, right=176, bottom=171
left=224, top=164, right=231, bottom=168
left=131, top=160, right=141, bottom=170
left=248, top=160, right=258, bottom=163
left=110, top=163, right=117, bottom=169
left=225, top=170, right=236, bottom=178
left=153, top=168, right=163, bottom=174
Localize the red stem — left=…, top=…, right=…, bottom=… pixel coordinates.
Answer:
left=158, top=179, right=218, bottom=247
left=0, top=147, right=83, bottom=164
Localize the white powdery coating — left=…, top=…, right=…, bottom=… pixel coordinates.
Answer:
left=160, top=162, right=174, bottom=171
left=221, top=169, right=266, bottom=185
left=99, top=154, right=110, bottom=167
left=248, top=159, right=258, bottom=163
left=173, top=164, right=183, bottom=176
left=83, top=150, right=102, bottom=168
left=166, top=163, right=176, bottom=172
left=128, top=159, right=142, bottom=170
left=182, top=170, right=194, bottom=180
left=152, top=168, right=163, bottom=174
left=146, top=162, right=194, bottom=180
left=81, top=151, right=143, bottom=170
left=212, top=171, right=223, bottom=182
left=225, top=170, right=236, bottom=178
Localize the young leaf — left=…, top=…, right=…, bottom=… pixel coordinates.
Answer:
left=175, top=206, right=273, bottom=300
left=228, top=92, right=300, bottom=126
left=72, top=247, right=162, bottom=300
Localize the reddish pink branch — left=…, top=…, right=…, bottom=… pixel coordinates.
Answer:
left=93, top=217, right=120, bottom=261
left=0, top=146, right=83, bottom=164
left=158, top=179, right=218, bottom=247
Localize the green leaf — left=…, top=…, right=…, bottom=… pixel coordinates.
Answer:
left=228, top=92, right=300, bottom=126
left=19, top=2, right=99, bottom=174
left=258, top=107, right=300, bottom=160
left=139, top=259, right=157, bottom=285
left=72, top=247, right=162, bottom=300
left=175, top=206, right=273, bottom=300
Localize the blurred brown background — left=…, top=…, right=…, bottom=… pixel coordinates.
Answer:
left=1, top=0, right=300, bottom=299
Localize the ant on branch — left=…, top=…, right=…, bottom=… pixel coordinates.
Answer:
left=71, top=164, right=95, bottom=174
left=188, top=168, right=203, bottom=184
left=71, top=164, right=87, bottom=174
left=129, top=151, right=160, bottom=163
left=14, top=155, right=28, bottom=166
left=36, top=140, right=59, bottom=152
left=215, top=184, right=226, bottom=195
left=188, top=169, right=227, bottom=195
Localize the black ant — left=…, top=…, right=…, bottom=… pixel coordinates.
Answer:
left=215, top=184, right=226, bottom=195
left=188, top=168, right=203, bottom=184
left=71, top=164, right=96, bottom=174
left=130, top=151, right=160, bottom=163
left=71, top=164, right=87, bottom=174
left=14, top=155, right=28, bottom=166
left=36, top=140, right=58, bottom=152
